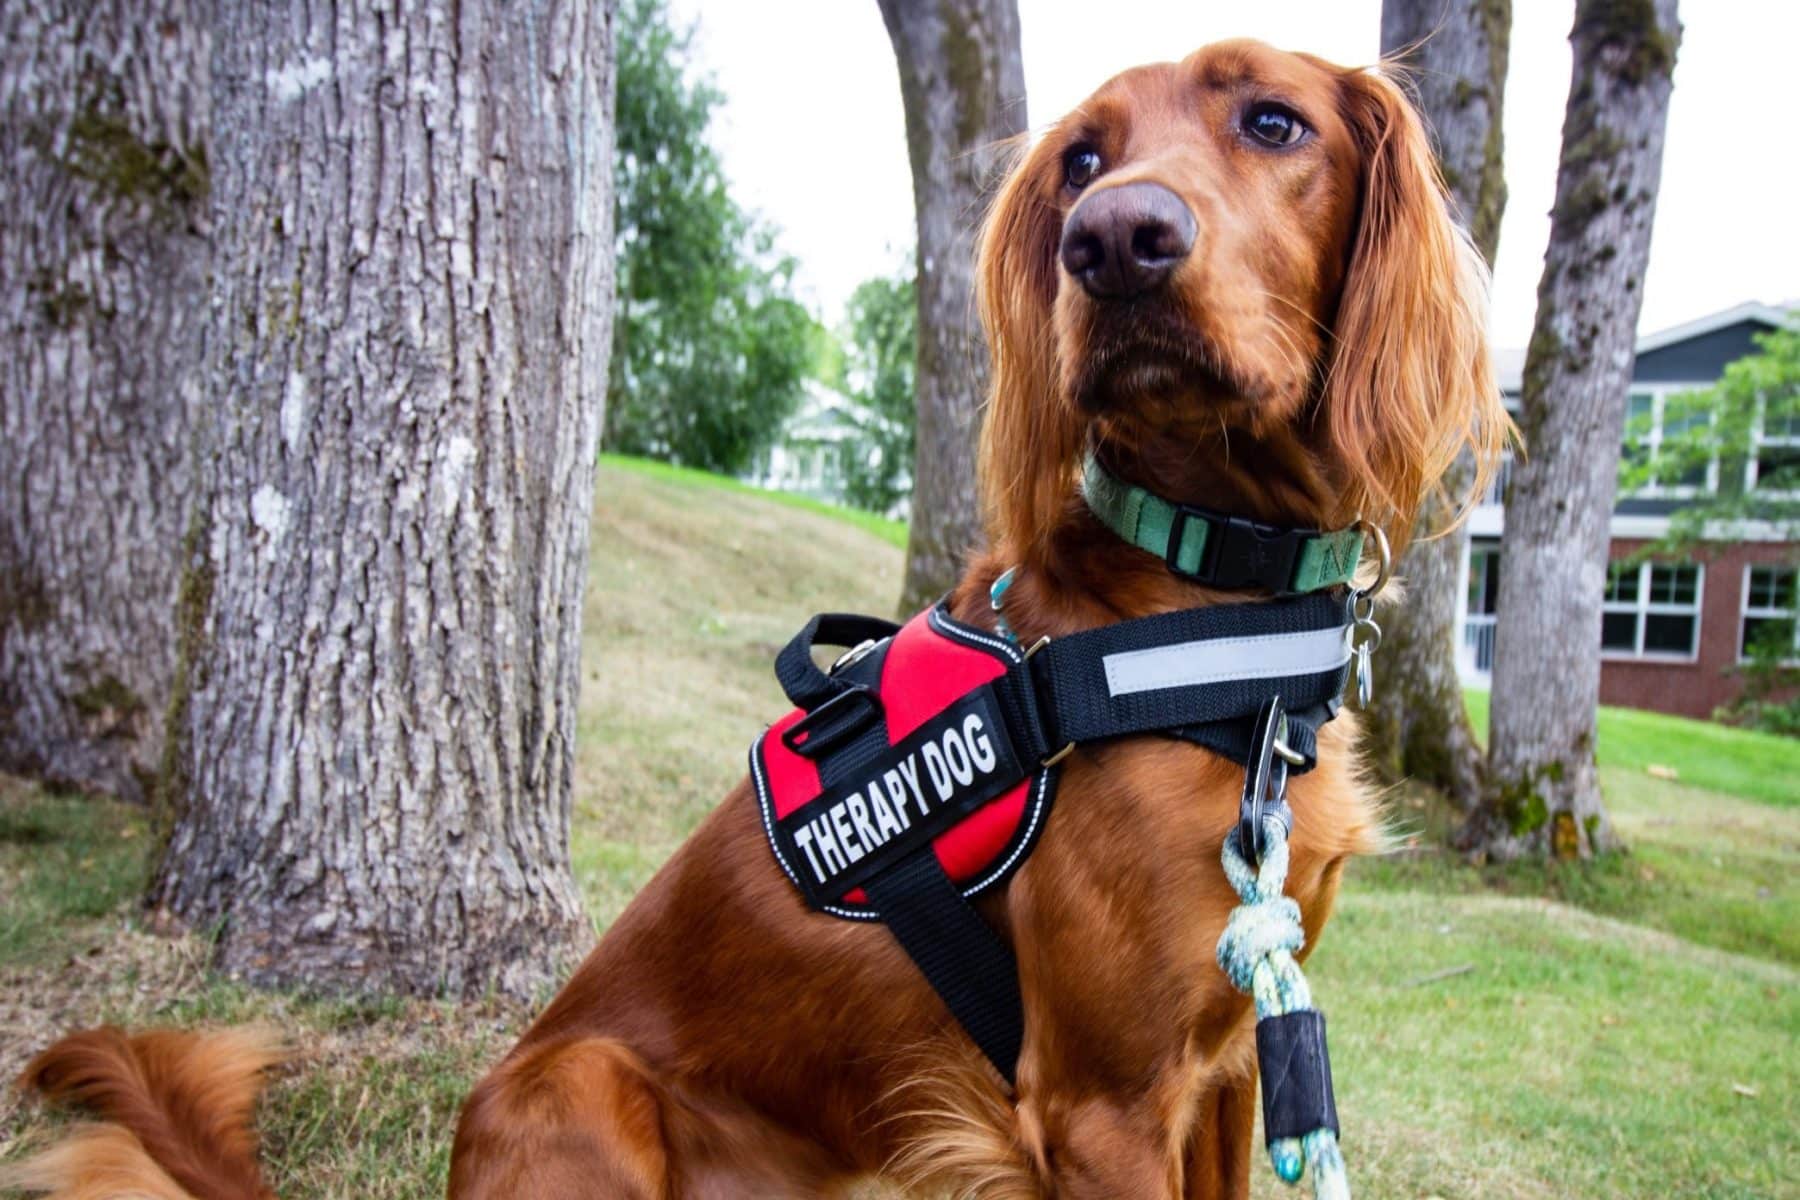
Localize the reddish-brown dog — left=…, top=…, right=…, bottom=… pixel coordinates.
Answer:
left=10, top=40, right=1504, bottom=1200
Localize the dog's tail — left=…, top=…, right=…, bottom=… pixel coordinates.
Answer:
left=3, top=1026, right=281, bottom=1200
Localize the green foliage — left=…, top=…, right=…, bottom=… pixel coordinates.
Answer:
left=833, top=267, right=917, bottom=514
left=604, top=0, right=815, bottom=475
left=1734, top=616, right=1800, bottom=736
left=1623, top=320, right=1800, bottom=734
left=1626, top=320, right=1800, bottom=538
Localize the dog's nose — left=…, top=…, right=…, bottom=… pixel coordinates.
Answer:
left=1059, top=182, right=1197, bottom=299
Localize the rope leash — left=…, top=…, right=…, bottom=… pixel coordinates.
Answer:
left=990, top=564, right=1359, bottom=1196
left=1218, top=813, right=1350, bottom=1198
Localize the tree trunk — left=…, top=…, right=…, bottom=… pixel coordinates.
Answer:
left=877, top=0, right=1025, bottom=614
left=1464, top=0, right=1680, bottom=860
left=0, top=1, right=207, bottom=803
left=1363, top=0, right=1510, bottom=811
left=152, top=0, right=617, bottom=997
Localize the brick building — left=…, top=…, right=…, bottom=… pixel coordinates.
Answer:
left=1457, top=301, right=1796, bottom=720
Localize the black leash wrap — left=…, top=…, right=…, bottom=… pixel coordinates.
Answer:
left=1256, top=1009, right=1340, bottom=1141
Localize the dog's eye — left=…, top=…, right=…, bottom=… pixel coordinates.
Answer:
left=1243, top=104, right=1307, bottom=148
left=1064, top=146, right=1103, bottom=189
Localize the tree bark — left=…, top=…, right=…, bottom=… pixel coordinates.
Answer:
left=1464, top=0, right=1680, bottom=860
left=0, top=1, right=207, bottom=803
left=1364, top=0, right=1510, bottom=811
left=152, top=0, right=617, bottom=996
left=877, top=0, right=1026, bottom=614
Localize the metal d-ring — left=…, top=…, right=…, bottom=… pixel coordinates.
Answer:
left=1351, top=517, right=1392, bottom=600
left=830, top=638, right=880, bottom=674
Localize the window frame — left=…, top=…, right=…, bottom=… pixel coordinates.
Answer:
left=1739, top=563, right=1800, bottom=665
left=1601, top=560, right=1705, bottom=662
left=1623, top=383, right=1718, bottom=498
left=1744, top=393, right=1800, bottom=498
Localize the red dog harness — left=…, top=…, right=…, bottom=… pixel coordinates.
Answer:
left=752, top=606, right=1055, bottom=920
left=749, top=591, right=1357, bottom=1083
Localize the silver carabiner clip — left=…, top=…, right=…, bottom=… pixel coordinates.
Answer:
left=1346, top=519, right=1389, bottom=707
left=1238, top=696, right=1295, bottom=867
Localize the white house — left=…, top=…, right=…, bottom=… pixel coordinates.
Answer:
left=744, top=379, right=911, bottom=518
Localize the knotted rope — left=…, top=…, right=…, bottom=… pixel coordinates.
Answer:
left=1217, top=814, right=1350, bottom=1199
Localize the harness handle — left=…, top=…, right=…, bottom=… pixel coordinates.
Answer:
left=773, top=612, right=902, bottom=711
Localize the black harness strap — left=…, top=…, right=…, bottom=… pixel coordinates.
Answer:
left=1025, top=592, right=1350, bottom=760
left=775, top=613, right=900, bottom=711
left=861, top=852, right=1025, bottom=1080
left=777, top=615, right=1029, bottom=1085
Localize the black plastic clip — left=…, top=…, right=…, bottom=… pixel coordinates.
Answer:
left=781, top=684, right=883, bottom=759
left=1166, top=506, right=1305, bottom=592
left=1237, top=695, right=1294, bottom=867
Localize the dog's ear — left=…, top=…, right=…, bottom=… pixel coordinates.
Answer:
left=977, top=133, right=1087, bottom=562
left=1324, top=67, right=1512, bottom=549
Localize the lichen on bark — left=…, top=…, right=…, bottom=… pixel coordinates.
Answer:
left=877, top=0, right=1027, bottom=615
left=0, top=0, right=208, bottom=805
left=1463, top=0, right=1681, bottom=862
left=151, top=0, right=617, bottom=999
left=1365, top=0, right=1512, bottom=811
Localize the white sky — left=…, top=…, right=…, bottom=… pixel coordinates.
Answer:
left=668, top=0, right=1798, bottom=350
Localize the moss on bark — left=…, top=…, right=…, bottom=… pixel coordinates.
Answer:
left=69, top=673, right=144, bottom=722
left=1574, top=0, right=1679, bottom=84
left=152, top=509, right=214, bottom=839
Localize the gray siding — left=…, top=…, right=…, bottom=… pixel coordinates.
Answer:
left=1633, top=319, right=1777, bottom=382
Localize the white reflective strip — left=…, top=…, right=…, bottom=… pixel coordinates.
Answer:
left=1102, top=626, right=1352, bottom=697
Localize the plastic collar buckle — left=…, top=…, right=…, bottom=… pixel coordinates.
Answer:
left=1208, top=513, right=1302, bottom=592
left=1166, top=506, right=1303, bottom=592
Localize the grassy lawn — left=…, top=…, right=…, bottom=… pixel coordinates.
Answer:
left=599, top=452, right=909, bottom=550
left=4, top=461, right=1796, bottom=1199
left=1464, top=688, right=1798, bottom=809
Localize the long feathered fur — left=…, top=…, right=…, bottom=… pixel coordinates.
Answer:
left=879, top=1047, right=1041, bottom=1199
left=4, top=1027, right=281, bottom=1200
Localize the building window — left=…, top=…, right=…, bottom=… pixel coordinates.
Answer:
left=1741, top=565, right=1798, bottom=661
left=1749, top=396, right=1800, bottom=494
left=1462, top=545, right=1501, bottom=674
left=1467, top=548, right=1500, bottom=616
left=1602, top=561, right=1703, bottom=659
left=1622, top=387, right=1715, bottom=495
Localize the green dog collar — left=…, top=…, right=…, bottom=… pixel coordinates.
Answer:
left=1080, top=454, right=1364, bottom=594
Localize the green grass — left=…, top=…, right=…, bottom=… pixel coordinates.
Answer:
left=1464, top=689, right=1800, bottom=809
left=1295, top=889, right=1798, bottom=1199
left=1356, top=767, right=1797, bottom=966
left=4, top=463, right=1797, bottom=1199
left=600, top=452, right=909, bottom=550
left=0, top=780, right=150, bottom=963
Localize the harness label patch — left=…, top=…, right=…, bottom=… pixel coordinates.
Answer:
left=775, top=683, right=1024, bottom=904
